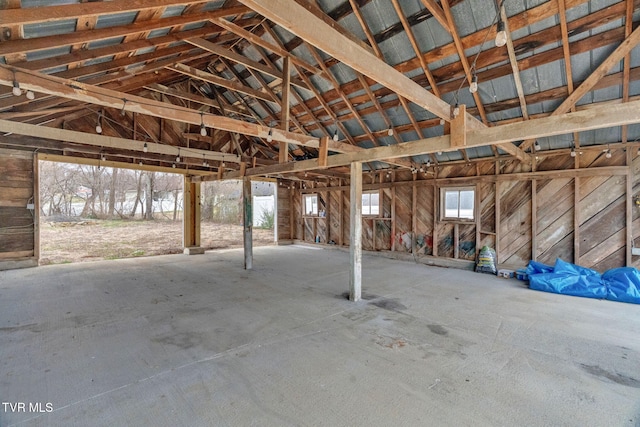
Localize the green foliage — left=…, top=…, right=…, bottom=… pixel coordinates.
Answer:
left=258, top=209, right=274, bottom=229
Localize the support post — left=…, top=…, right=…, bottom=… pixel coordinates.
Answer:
left=183, top=176, right=203, bottom=255
left=243, top=177, right=253, bottom=269
left=279, top=56, right=291, bottom=163
left=349, top=162, right=362, bottom=301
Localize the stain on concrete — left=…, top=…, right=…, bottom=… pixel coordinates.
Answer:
left=0, top=323, right=41, bottom=333
left=152, top=332, right=202, bottom=350
left=339, top=291, right=379, bottom=300
left=427, top=324, right=448, bottom=336
left=370, top=298, right=406, bottom=312
left=580, top=364, right=640, bottom=388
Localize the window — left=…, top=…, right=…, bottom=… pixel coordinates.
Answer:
left=304, top=194, right=318, bottom=216
left=362, top=191, right=380, bottom=216
left=441, top=187, right=475, bottom=220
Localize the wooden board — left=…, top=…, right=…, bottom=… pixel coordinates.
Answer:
left=0, top=149, right=35, bottom=264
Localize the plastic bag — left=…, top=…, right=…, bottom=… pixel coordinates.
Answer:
left=476, top=245, right=497, bottom=275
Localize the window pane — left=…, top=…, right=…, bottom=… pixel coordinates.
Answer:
left=305, top=195, right=318, bottom=215
left=361, top=193, right=370, bottom=215
left=459, top=190, right=474, bottom=219
left=370, top=192, right=379, bottom=215
left=445, top=191, right=459, bottom=218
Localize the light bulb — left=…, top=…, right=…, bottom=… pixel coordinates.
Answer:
left=333, top=130, right=339, bottom=141
left=26, top=90, right=35, bottom=100
left=570, top=147, right=576, bottom=157
left=143, top=142, right=148, bottom=153
left=96, top=124, right=102, bottom=134
left=176, top=155, right=180, bottom=163
left=200, top=124, right=207, bottom=137
left=101, top=155, right=106, bottom=161
left=387, top=127, right=394, bottom=136
left=266, top=129, right=273, bottom=142
left=12, top=81, right=21, bottom=97
left=469, top=74, right=478, bottom=94
left=120, top=99, right=127, bottom=116
left=495, top=20, right=507, bottom=47
left=605, top=149, right=612, bottom=159
left=139, top=161, right=143, bottom=166
left=534, top=141, right=541, bottom=151
left=452, top=103, right=460, bottom=118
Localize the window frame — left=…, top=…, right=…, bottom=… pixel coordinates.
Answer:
left=303, top=193, right=319, bottom=217
left=361, top=189, right=381, bottom=217
left=440, top=186, right=476, bottom=222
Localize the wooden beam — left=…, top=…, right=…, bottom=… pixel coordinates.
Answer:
left=318, top=136, right=329, bottom=168
left=0, top=0, right=214, bottom=26
left=280, top=56, right=291, bottom=163
left=501, top=5, right=529, bottom=121
left=555, top=24, right=640, bottom=115
left=186, top=37, right=309, bottom=91
left=0, top=118, right=240, bottom=163
left=450, top=104, right=466, bottom=148
left=237, top=0, right=483, bottom=127
left=168, top=63, right=275, bottom=103
left=419, top=0, right=451, bottom=31
left=0, top=7, right=249, bottom=57
left=145, top=83, right=250, bottom=117
left=349, top=162, right=363, bottom=301
left=0, top=65, right=357, bottom=153
left=200, top=99, right=640, bottom=180
left=39, top=153, right=212, bottom=175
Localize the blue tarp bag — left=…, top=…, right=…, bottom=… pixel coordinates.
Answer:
left=526, top=260, right=554, bottom=276
left=602, top=267, right=640, bottom=304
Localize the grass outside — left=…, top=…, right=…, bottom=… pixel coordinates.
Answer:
left=39, top=219, right=275, bottom=265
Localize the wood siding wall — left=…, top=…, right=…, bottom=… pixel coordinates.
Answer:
left=285, top=151, right=640, bottom=272
left=0, top=148, right=37, bottom=270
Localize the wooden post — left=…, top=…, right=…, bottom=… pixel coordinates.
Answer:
left=243, top=177, right=253, bottom=269
left=279, top=56, right=291, bottom=163
left=391, top=179, right=396, bottom=252
left=350, top=162, right=362, bottom=302
left=338, top=179, right=344, bottom=246
left=626, top=149, right=633, bottom=266
left=183, top=175, right=202, bottom=254
left=495, top=181, right=501, bottom=265
left=574, top=177, right=580, bottom=264
left=531, top=179, right=537, bottom=261
left=411, top=174, right=417, bottom=255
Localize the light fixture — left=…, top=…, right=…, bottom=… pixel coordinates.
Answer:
left=439, top=118, right=445, bottom=126
left=143, top=142, right=148, bottom=153
left=266, top=128, right=273, bottom=142
left=221, top=155, right=225, bottom=169
left=172, top=163, right=176, bottom=168
left=387, top=127, right=394, bottom=136
left=426, top=160, right=432, bottom=167
left=333, top=129, right=339, bottom=142
left=176, top=148, right=181, bottom=163
left=12, top=79, right=21, bottom=97
left=95, top=113, right=102, bottom=134
left=101, top=154, right=106, bottom=162
left=534, top=141, right=541, bottom=151
left=495, top=19, right=507, bottom=47
left=452, top=103, right=460, bottom=118
left=605, top=148, right=612, bottom=159
left=25, top=90, right=35, bottom=100
left=437, top=151, right=442, bottom=155
left=469, top=73, right=478, bottom=94
left=120, top=99, right=127, bottom=116
left=570, top=147, right=576, bottom=157
left=203, top=154, right=207, bottom=167
left=139, top=160, right=143, bottom=166
left=200, top=112, right=207, bottom=137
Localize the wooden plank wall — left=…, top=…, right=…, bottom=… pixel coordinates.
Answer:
left=285, top=149, right=636, bottom=272
left=0, top=148, right=37, bottom=270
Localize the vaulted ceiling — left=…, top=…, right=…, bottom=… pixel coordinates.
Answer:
left=0, top=0, right=639, bottom=180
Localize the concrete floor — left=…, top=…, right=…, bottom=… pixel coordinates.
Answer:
left=1, top=245, right=639, bottom=427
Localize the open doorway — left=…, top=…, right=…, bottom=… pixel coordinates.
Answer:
left=38, top=161, right=275, bottom=264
